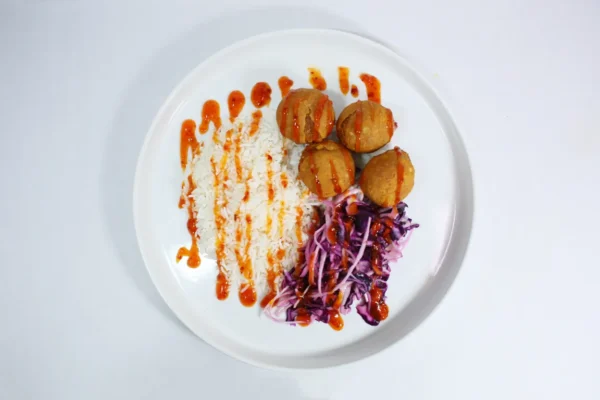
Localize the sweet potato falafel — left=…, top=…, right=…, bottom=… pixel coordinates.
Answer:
left=298, top=140, right=355, bottom=198
left=336, top=100, right=395, bottom=153
left=359, top=147, right=415, bottom=207
left=276, top=88, right=335, bottom=144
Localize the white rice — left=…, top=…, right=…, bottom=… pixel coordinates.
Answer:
left=188, top=109, right=313, bottom=294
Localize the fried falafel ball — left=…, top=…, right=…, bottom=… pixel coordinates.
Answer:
left=298, top=140, right=355, bottom=198
left=276, top=88, right=335, bottom=144
left=359, top=147, right=415, bottom=207
left=336, top=100, right=396, bottom=153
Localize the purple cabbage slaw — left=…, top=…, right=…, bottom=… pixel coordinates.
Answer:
left=263, top=187, right=418, bottom=329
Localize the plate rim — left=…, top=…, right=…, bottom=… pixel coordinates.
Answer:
left=133, top=28, right=474, bottom=370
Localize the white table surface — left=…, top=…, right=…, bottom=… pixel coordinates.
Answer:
left=1, top=0, right=599, bottom=399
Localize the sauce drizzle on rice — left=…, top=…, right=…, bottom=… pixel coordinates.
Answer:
left=211, top=154, right=230, bottom=300
left=179, top=119, right=201, bottom=171
left=233, top=134, right=243, bottom=183
left=249, top=110, right=262, bottom=137
left=233, top=121, right=257, bottom=307
left=210, top=123, right=233, bottom=300
left=295, top=206, right=304, bottom=246
left=263, top=152, right=283, bottom=306
left=265, top=153, right=275, bottom=234
left=238, top=212, right=257, bottom=307
left=202, top=110, right=310, bottom=306
left=189, top=106, right=308, bottom=308
left=176, top=174, right=201, bottom=268
left=177, top=120, right=202, bottom=268
left=179, top=80, right=350, bottom=310
left=277, top=177, right=287, bottom=239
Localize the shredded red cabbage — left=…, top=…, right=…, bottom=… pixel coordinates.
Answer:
left=264, top=187, right=418, bottom=329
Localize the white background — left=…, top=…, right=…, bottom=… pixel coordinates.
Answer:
left=1, top=0, right=599, bottom=399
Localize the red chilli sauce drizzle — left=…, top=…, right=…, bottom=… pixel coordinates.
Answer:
left=177, top=119, right=203, bottom=268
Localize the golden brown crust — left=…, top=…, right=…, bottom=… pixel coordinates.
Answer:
left=276, top=89, right=335, bottom=144
left=336, top=100, right=395, bottom=153
left=298, top=140, right=355, bottom=198
left=359, top=148, right=415, bottom=206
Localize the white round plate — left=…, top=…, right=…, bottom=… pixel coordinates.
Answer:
left=133, top=29, right=473, bottom=369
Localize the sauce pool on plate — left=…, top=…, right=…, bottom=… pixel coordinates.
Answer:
left=308, top=68, right=327, bottom=90
left=179, top=119, right=200, bottom=171
left=199, top=100, right=222, bottom=133
left=251, top=82, right=272, bottom=108
left=359, top=73, right=381, bottom=103
left=338, top=67, right=350, bottom=95
left=328, top=310, right=344, bottom=331
left=278, top=76, right=294, bottom=97
left=239, top=283, right=257, bottom=307
left=369, top=285, right=389, bottom=322
left=227, top=90, right=245, bottom=122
